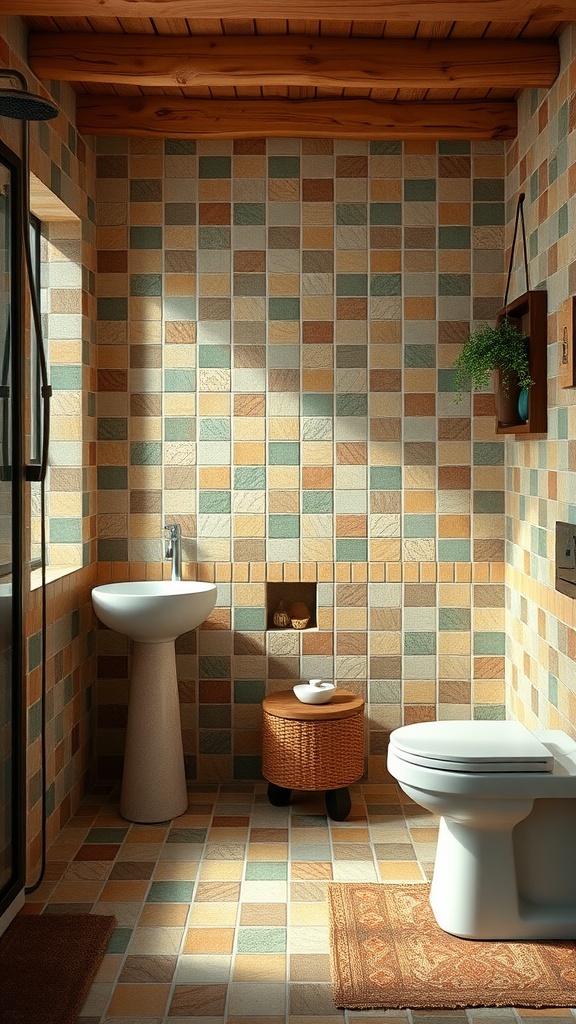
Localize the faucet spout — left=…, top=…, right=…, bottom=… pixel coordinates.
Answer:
left=164, top=523, right=182, bottom=581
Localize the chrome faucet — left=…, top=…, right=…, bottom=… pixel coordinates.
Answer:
left=164, top=523, right=182, bottom=581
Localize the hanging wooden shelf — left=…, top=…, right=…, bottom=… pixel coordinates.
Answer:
left=495, top=290, right=547, bottom=437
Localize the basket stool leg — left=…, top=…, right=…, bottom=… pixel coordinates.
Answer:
left=267, top=782, right=292, bottom=806
left=325, top=786, right=351, bottom=821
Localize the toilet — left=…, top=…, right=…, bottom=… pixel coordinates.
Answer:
left=387, top=720, right=576, bottom=940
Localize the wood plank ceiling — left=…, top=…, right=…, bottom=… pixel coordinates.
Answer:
left=15, top=1, right=568, bottom=138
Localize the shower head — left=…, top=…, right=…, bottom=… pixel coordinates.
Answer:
left=0, top=68, right=58, bottom=121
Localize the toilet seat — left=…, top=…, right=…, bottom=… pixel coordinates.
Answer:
left=390, top=720, right=554, bottom=773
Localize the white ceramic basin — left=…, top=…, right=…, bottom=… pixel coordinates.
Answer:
left=92, top=580, right=217, bottom=643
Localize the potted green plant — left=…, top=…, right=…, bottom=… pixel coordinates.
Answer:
left=453, top=316, right=533, bottom=425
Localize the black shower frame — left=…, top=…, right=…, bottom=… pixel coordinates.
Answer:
left=0, top=136, right=25, bottom=924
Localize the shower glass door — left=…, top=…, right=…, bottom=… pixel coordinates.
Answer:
left=0, top=140, right=24, bottom=933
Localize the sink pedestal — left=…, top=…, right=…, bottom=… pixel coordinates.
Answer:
left=121, top=640, right=188, bottom=823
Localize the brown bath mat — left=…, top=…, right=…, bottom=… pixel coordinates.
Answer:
left=0, top=912, right=115, bottom=1024
left=328, top=882, right=576, bottom=1010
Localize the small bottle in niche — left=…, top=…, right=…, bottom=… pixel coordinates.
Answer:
left=272, top=599, right=291, bottom=628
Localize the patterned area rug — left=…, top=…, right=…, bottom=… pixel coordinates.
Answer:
left=328, top=882, right=576, bottom=1010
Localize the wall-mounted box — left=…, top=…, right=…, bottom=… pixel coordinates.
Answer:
left=555, top=521, right=576, bottom=598
left=558, top=296, right=576, bottom=389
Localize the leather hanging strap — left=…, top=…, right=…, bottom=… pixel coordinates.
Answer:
left=503, top=191, right=531, bottom=311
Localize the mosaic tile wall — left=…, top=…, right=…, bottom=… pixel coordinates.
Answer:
left=504, top=23, right=576, bottom=734
left=0, top=16, right=98, bottom=880
left=95, top=135, right=508, bottom=783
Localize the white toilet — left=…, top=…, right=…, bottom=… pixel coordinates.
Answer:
left=387, top=720, right=576, bottom=940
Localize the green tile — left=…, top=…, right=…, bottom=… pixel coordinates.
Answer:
left=199, top=490, right=231, bottom=513
left=245, top=863, right=288, bottom=881
left=165, top=203, right=195, bottom=225
left=530, top=170, right=539, bottom=204
left=548, top=155, right=558, bottom=185
left=165, top=139, right=196, bottom=155
left=28, top=700, right=42, bottom=742
left=336, top=274, right=367, bottom=296
left=234, top=466, right=266, bottom=490
left=303, top=491, right=333, bottom=513
left=130, top=274, right=162, bottom=296
left=165, top=368, right=195, bottom=392
left=199, top=226, right=231, bottom=249
left=97, top=466, right=127, bottom=490
left=404, top=344, right=435, bottom=368
left=473, top=179, right=504, bottom=202
left=302, top=393, right=333, bottom=415
left=439, top=608, right=470, bottom=631
left=130, top=226, right=162, bottom=249
left=234, top=203, right=266, bottom=226
left=106, top=928, right=132, bottom=954
left=404, top=514, right=435, bottom=538
left=474, top=633, right=505, bottom=656
left=474, top=705, right=505, bottom=721
left=199, top=345, right=230, bottom=368
left=548, top=673, right=558, bottom=708
left=370, top=203, right=401, bottom=225
left=165, top=296, right=196, bottom=321
left=268, top=514, right=300, bottom=538
left=268, top=442, right=300, bottom=467
left=439, top=226, right=470, bottom=249
left=86, top=827, right=128, bottom=843
left=200, top=731, right=231, bottom=755
left=558, top=100, right=569, bottom=139
left=50, top=518, right=82, bottom=543
left=404, top=179, right=435, bottom=202
left=199, top=656, right=230, bottom=678
left=146, top=881, right=195, bottom=902
left=370, top=467, right=401, bottom=489
left=130, top=179, right=161, bottom=202
left=371, top=274, right=401, bottom=296
left=336, top=394, right=367, bottom=417
left=234, top=679, right=266, bottom=704
left=336, top=539, right=367, bottom=561
left=165, top=417, right=195, bottom=441
left=167, top=828, right=207, bottom=843
left=473, top=442, right=504, bottom=466
left=370, top=141, right=401, bottom=155
left=97, top=538, right=127, bottom=561
left=234, top=607, right=266, bottom=630
left=473, top=491, right=504, bottom=514
left=199, top=706, right=231, bottom=729
left=237, top=927, right=286, bottom=953
left=370, top=680, right=401, bottom=703
left=269, top=297, right=300, bottom=321
left=439, top=141, right=470, bottom=154
left=559, top=203, right=569, bottom=238
left=233, top=755, right=261, bottom=779
left=51, top=366, right=82, bottom=390
left=438, top=539, right=470, bottom=562
left=335, top=347, right=367, bottom=368
left=336, top=203, right=367, bottom=225
left=97, top=297, right=127, bottom=321
left=130, top=441, right=162, bottom=466
left=98, top=417, right=127, bottom=441
left=404, top=632, right=436, bottom=655
left=473, top=203, right=505, bottom=226
left=439, top=274, right=470, bottom=296
left=199, top=156, right=231, bottom=178
left=269, top=156, right=299, bottom=178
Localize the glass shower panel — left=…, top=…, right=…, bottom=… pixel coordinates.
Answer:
left=0, top=145, right=23, bottom=929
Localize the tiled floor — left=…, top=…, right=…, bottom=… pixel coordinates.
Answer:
left=23, top=781, right=575, bottom=1023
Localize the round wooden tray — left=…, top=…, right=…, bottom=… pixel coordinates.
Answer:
left=262, top=689, right=364, bottom=721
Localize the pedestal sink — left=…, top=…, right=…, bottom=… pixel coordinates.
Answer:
left=92, top=580, right=217, bottom=823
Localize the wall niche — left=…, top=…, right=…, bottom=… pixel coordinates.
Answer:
left=266, top=582, right=317, bottom=631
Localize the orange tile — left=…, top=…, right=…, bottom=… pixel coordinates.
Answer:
left=99, top=880, right=149, bottom=902
left=184, top=927, right=235, bottom=954
left=106, top=983, right=170, bottom=1016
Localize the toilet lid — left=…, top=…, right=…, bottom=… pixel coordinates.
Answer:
left=390, top=721, right=554, bottom=773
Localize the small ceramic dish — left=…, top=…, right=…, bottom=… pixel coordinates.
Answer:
left=293, top=679, right=336, bottom=704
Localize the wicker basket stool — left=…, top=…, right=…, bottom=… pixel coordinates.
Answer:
left=261, top=690, right=365, bottom=821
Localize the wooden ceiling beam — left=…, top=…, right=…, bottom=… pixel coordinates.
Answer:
left=29, top=34, right=559, bottom=89
left=75, top=95, right=517, bottom=139
left=7, top=0, right=576, bottom=20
